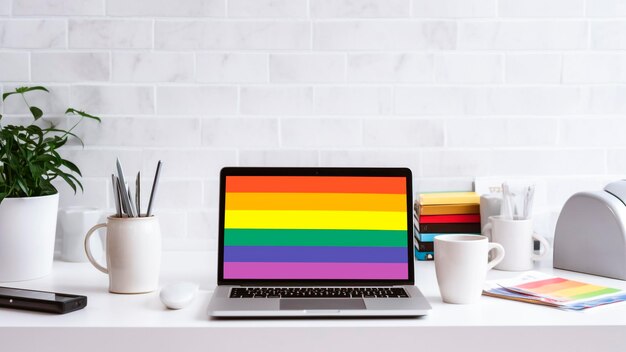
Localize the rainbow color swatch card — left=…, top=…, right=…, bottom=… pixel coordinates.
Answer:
left=484, top=272, right=626, bottom=310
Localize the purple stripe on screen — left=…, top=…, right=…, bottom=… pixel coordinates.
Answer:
left=224, top=246, right=408, bottom=263
left=224, top=262, right=408, bottom=279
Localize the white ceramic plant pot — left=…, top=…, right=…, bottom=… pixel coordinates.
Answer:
left=0, top=193, right=59, bottom=282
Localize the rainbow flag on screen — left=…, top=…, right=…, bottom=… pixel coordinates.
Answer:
left=223, top=175, right=409, bottom=280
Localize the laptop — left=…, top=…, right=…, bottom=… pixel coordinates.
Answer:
left=208, top=167, right=431, bottom=317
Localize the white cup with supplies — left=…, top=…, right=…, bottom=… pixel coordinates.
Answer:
left=483, top=215, right=550, bottom=271
left=434, top=234, right=505, bottom=304
left=84, top=215, right=161, bottom=294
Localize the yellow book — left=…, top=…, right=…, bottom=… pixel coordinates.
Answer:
left=418, top=192, right=480, bottom=206
left=418, top=204, right=480, bottom=216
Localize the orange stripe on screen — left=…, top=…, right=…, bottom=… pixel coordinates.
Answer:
left=225, top=192, right=406, bottom=211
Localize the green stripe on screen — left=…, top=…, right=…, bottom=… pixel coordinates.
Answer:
left=224, top=229, right=407, bottom=247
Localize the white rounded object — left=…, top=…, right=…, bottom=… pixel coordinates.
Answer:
left=159, top=282, right=198, bottom=310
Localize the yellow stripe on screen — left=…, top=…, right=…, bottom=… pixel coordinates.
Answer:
left=225, top=210, right=407, bottom=231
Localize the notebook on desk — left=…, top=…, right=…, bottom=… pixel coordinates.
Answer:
left=208, top=167, right=431, bottom=317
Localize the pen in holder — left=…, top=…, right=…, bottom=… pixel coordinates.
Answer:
left=501, top=182, right=535, bottom=220
left=111, top=159, right=162, bottom=219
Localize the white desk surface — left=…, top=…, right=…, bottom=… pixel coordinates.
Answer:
left=2, top=251, right=626, bottom=352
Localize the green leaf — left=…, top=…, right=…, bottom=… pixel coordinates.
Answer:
left=16, top=86, right=49, bottom=94
left=65, top=172, right=83, bottom=190
left=61, top=159, right=82, bottom=176
left=56, top=172, right=77, bottom=193
left=29, top=106, right=43, bottom=120
left=66, top=108, right=102, bottom=122
left=16, top=179, right=29, bottom=196
left=33, top=154, right=57, bottom=163
left=2, top=91, right=18, bottom=101
left=43, top=128, right=80, bottom=140
left=3, top=86, right=49, bottom=101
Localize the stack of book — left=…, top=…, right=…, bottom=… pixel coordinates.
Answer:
left=414, top=192, right=481, bottom=260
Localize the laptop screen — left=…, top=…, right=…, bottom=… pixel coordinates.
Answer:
left=218, top=168, right=414, bottom=284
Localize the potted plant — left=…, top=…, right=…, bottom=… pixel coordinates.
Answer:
left=0, top=86, right=100, bottom=282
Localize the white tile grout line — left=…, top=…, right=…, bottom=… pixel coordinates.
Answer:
left=235, top=85, right=241, bottom=114
left=64, top=18, right=69, bottom=48
left=277, top=116, right=283, bottom=149
left=343, top=52, right=348, bottom=82
left=559, top=52, right=565, bottom=84
left=108, top=50, right=113, bottom=82
left=586, top=18, right=592, bottom=50
left=266, top=52, right=271, bottom=83
left=309, top=18, right=314, bottom=52
left=151, top=18, right=156, bottom=51
left=27, top=50, right=32, bottom=82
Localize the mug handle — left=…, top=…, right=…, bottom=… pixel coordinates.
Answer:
left=84, top=223, right=108, bottom=274
left=532, top=232, right=551, bottom=260
left=487, top=243, right=505, bottom=271
left=482, top=223, right=493, bottom=240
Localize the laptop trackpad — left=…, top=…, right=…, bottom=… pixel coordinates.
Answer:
left=280, top=299, right=366, bottom=310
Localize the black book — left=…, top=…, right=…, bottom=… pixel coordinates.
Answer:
left=417, top=222, right=482, bottom=234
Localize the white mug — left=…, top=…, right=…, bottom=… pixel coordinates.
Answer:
left=434, top=235, right=505, bottom=304
left=84, top=216, right=161, bottom=294
left=58, top=207, right=104, bottom=262
left=483, top=216, right=550, bottom=271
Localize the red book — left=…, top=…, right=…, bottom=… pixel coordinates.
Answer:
left=419, top=214, right=480, bottom=224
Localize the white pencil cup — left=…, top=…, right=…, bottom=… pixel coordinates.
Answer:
left=483, top=216, right=550, bottom=271
left=84, top=216, right=161, bottom=294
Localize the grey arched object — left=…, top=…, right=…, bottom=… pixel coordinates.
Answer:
left=554, top=181, right=626, bottom=280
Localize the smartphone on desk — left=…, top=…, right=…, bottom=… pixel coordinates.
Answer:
left=0, top=286, right=87, bottom=314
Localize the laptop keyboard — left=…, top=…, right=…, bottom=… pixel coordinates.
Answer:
left=229, top=287, right=409, bottom=298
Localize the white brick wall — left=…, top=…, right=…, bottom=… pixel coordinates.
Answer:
left=2, top=0, right=626, bottom=249
left=69, top=20, right=153, bottom=49
left=347, top=53, right=434, bottom=83
left=0, top=0, right=11, bottom=15
left=270, top=54, right=345, bottom=83
left=0, top=53, right=29, bottom=81
left=13, top=0, right=104, bottom=16
left=32, top=52, right=109, bottom=81
left=312, top=0, right=410, bottom=18
left=505, top=54, right=562, bottom=84
left=412, top=0, right=496, bottom=18
left=498, top=0, right=585, bottom=17
left=196, top=53, right=268, bottom=83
